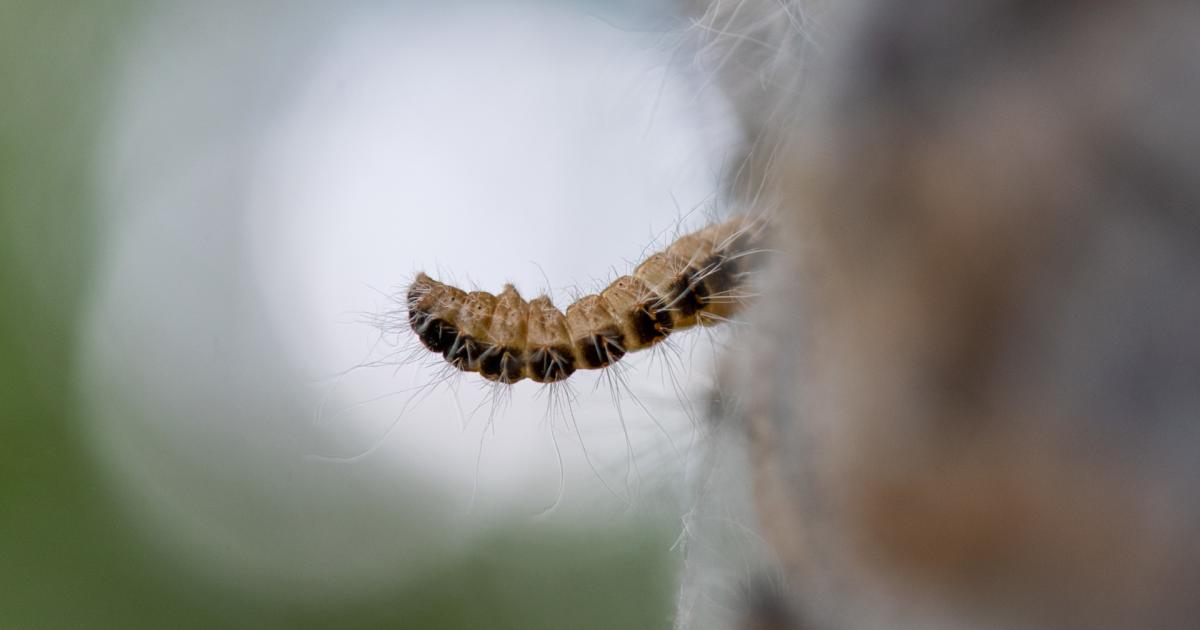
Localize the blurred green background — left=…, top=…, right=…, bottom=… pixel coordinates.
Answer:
left=0, top=2, right=680, bottom=628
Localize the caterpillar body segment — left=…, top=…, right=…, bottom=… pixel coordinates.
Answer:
left=406, top=215, right=765, bottom=384
left=477, top=285, right=529, bottom=383
left=565, top=295, right=627, bottom=369
left=524, top=296, right=577, bottom=383
left=406, top=279, right=464, bottom=355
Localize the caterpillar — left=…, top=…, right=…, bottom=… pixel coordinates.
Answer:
left=405, top=214, right=768, bottom=384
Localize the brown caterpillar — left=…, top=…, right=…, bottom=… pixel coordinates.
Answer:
left=405, top=215, right=767, bottom=384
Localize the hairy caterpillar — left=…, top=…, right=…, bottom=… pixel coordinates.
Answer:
left=405, top=214, right=768, bottom=384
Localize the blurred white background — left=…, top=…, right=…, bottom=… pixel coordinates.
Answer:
left=78, top=0, right=739, bottom=606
